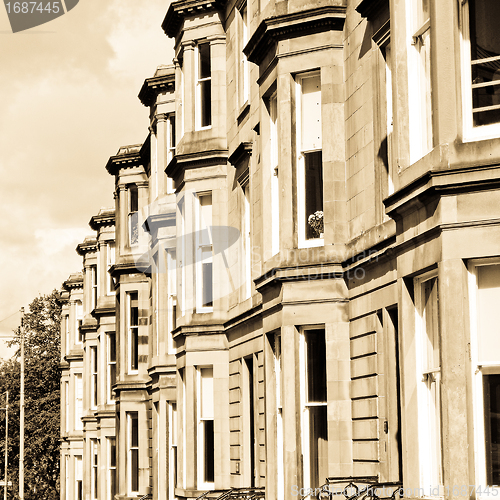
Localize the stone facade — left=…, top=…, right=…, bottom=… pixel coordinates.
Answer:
left=60, top=0, right=500, bottom=499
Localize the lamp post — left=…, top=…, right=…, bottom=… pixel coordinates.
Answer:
left=19, top=308, right=24, bottom=500
left=0, top=391, right=8, bottom=500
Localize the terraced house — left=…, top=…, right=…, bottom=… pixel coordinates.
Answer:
left=60, top=0, right=500, bottom=499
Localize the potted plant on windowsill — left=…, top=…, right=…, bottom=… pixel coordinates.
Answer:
left=308, top=210, right=324, bottom=238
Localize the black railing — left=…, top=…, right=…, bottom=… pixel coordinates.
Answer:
left=300, top=477, right=402, bottom=500
left=195, top=487, right=265, bottom=500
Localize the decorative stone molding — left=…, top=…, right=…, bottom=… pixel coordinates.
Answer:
left=162, top=0, right=227, bottom=38
left=138, top=69, right=175, bottom=107
left=244, top=6, right=346, bottom=65
left=356, top=0, right=389, bottom=19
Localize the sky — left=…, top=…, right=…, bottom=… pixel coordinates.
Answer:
left=0, top=0, right=174, bottom=358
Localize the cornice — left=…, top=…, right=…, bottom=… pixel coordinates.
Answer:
left=244, top=6, right=346, bottom=65
left=105, top=144, right=144, bottom=177
left=138, top=69, right=175, bottom=107
left=165, top=149, right=228, bottom=178
left=63, top=272, right=83, bottom=290
left=109, top=262, right=148, bottom=278
left=89, top=208, right=115, bottom=231
left=162, top=0, right=227, bottom=39
left=76, top=237, right=97, bottom=256
left=92, top=306, right=116, bottom=317
left=355, top=0, right=389, bottom=19
left=144, top=212, right=176, bottom=235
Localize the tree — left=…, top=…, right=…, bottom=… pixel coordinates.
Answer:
left=0, top=290, right=61, bottom=500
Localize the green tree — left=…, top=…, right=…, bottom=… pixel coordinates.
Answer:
left=0, top=290, right=61, bottom=500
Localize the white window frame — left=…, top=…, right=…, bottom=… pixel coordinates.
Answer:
left=106, top=332, right=116, bottom=403
left=75, top=373, right=83, bottom=431
left=195, top=41, right=212, bottom=130
left=273, top=333, right=284, bottom=500
left=167, top=250, right=177, bottom=354
left=127, top=292, right=139, bottom=374
left=107, top=437, right=117, bottom=500
left=407, top=0, right=433, bottom=162
left=128, top=185, right=139, bottom=247
left=414, top=270, right=444, bottom=495
left=166, top=114, right=176, bottom=193
left=91, top=438, right=98, bottom=500
left=65, top=455, right=70, bottom=500
left=65, top=380, right=70, bottom=434
left=238, top=2, right=250, bottom=108
left=169, top=402, right=178, bottom=498
left=295, top=71, right=324, bottom=249
left=107, top=243, right=115, bottom=295
left=127, top=412, right=139, bottom=495
left=76, top=301, right=83, bottom=345
left=460, top=0, right=500, bottom=142
left=269, top=91, right=280, bottom=256
left=90, top=345, right=98, bottom=410
left=197, top=366, right=215, bottom=490
left=195, top=193, right=214, bottom=313
left=90, top=264, right=97, bottom=311
left=75, top=455, right=83, bottom=500
left=299, top=326, right=328, bottom=490
left=64, top=314, right=70, bottom=355
left=469, top=258, right=500, bottom=494
left=242, top=185, right=251, bottom=300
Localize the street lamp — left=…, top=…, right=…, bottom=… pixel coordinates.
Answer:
left=0, top=390, right=8, bottom=500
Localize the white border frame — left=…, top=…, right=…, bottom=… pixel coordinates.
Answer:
left=195, top=192, right=214, bottom=313
left=127, top=292, right=139, bottom=375
left=468, top=258, right=500, bottom=494
left=195, top=41, right=212, bottom=131
left=197, top=366, right=215, bottom=490
left=295, top=71, right=324, bottom=249
left=299, top=325, right=327, bottom=490
left=414, top=270, right=444, bottom=497
left=127, top=411, right=139, bottom=495
left=460, top=1, right=500, bottom=143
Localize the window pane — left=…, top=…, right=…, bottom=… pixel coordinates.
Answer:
left=201, top=80, right=212, bottom=127
left=131, top=414, right=138, bottom=447
left=301, top=74, right=321, bottom=151
left=110, top=438, right=116, bottom=467
left=304, top=151, right=323, bottom=240
left=204, top=419, right=215, bottom=483
left=131, top=449, right=139, bottom=492
left=129, top=185, right=138, bottom=213
left=109, top=333, right=116, bottom=362
left=200, top=367, right=214, bottom=419
left=199, top=43, right=211, bottom=79
left=306, top=329, right=327, bottom=403
left=309, top=405, right=328, bottom=488
left=202, top=261, right=213, bottom=308
left=470, top=0, right=500, bottom=126
left=477, top=265, right=500, bottom=364
left=484, top=374, right=500, bottom=485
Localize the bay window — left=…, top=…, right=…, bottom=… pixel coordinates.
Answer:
left=198, top=367, right=215, bottom=489
left=461, top=0, right=500, bottom=139
left=296, top=72, right=323, bottom=247
left=196, top=42, right=212, bottom=129
left=107, top=243, right=115, bottom=294
left=269, top=91, right=279, bottom=256
left=90, top=264, right=97, bottom=310
left=238, top=2, right=249, bottom=107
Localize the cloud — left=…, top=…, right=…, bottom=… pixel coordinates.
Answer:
left=0, top=0, right=175, bottom=324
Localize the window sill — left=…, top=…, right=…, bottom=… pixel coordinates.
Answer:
left=237, top=102, right=250, bottom=124
left=298, top=238, right=325, bottom=249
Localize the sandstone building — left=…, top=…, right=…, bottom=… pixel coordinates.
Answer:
left=60, top=0, right=500, bottom=499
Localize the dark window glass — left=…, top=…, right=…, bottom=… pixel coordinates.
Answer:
left=484, top=374, right=500, bottom=485
left=306, top=329, right=327, bottom=403
left=470, top=0, right=500, bottom=126
left=304, top=151, right=323, bottom=239
left=201, top=80, right=212, bottom=127
left=202, top=262, right=213, bottom=307
left=204, top=419, right=215, bottom=483
left=199, top=43, right=211, bottom=79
